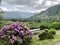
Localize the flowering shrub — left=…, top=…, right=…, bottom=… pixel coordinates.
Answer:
left=0, top=22, right=33, bottom=45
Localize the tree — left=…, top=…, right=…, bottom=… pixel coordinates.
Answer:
left=0, top=0, right=1, bottom=5
left=0, top=9, right=3, bottom=29
left=0, top=0, right=1, bottom=2
left=0, top=9, right=3, bottom=21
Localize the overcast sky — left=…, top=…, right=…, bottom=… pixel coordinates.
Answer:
left=0, top=0, right=60, bottom=13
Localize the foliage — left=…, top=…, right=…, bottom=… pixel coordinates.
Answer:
left=39, top=22, right=60, bottom=30
left=27, top=22, right=40, bottom=29
left=0, top=0, right=1, bottom=2
left=30, top=25, right=39, bottom=29
left=40, top=25, right=49, bottom=30
left=49, top=29, right=56, bottom=35
left=38, top=30, right=54, bottom=40
left=50, top=22, right=60, bottom=30
left=11, top=22, right=60, bottom=30
left=0, top=22, right=33, bottom=45
left=10, top=19, right=18, bottom=22
left=0, top=12, right=4, bottom=29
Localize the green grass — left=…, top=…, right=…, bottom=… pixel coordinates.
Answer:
left=28, top=35, right=60, bottom=45
left=2, top=20, right=13, bottom=25
left=0, top=34, right=60, bottom=45
left=0, top=21, right=60, bottom=45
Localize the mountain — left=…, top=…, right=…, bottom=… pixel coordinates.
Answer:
left=1, top=0, right=60, bottom=13
left=33, top=0, right=60, bottom=10
left=1, top=0, right=60, bottom=20
left=27, top=4, right=60, bottom=21
left=2, top=12, right=35, bottom=19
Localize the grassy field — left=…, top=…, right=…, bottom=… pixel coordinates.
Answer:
left=28, top=34, right=60, bottom=45
left=0, top=21, right=60, bottom=45
left=1, top=20, right=60, bottom=29
left=0, top=34, right=60, bottom=45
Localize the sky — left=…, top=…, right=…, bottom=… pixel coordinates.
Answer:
left=0, top=0, right=60, bottom=13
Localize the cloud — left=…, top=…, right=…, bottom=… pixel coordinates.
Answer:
left=1, top=0, right=42, bottom=13
left=0, top=7, right=8, bottom=11
left=33, top=0, right=60, bottom=9
left=3, top=0, right=40, bottom=7
left=1, top=0, right=60, bottom=13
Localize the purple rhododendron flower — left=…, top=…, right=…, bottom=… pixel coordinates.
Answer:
left=19, top=31, right=24, bottom=38
left=0, top=22, right=33, bottom=44
left=0, top=35, right=6, bottom=39
left=0, top=30, right=3, bottom=36
left=17, top=38, right=23, bottom=43
left=9, top=39, right=15, bottom=44
left=12, top=36, right=17, bottom=41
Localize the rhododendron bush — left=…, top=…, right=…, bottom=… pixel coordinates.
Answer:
left=0, top=22, right=33, bottom=45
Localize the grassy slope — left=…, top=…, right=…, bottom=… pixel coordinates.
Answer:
left=0, top=35, right=60, bottom=45
left=0, top=21, right=60, bottom=45
left=29, top=35, right=60, bottom=45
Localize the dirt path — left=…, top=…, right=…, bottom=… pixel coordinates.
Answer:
left=56, top=31, right=60, bottom=35
left=52, top=42, right=60, bottom=45
left=52, top=31, right=60, bottom=45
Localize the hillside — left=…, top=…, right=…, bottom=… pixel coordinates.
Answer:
left=2, top=12, right=35, bottom=19
left=27, top=4, right=60, bottom=22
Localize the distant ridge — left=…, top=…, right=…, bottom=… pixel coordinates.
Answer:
left=27, top=4, right=60, bottom=21
left=2, top=11, right=35, bottom=19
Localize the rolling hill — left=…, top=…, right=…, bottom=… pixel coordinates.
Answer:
left=27, top=4, right=60, bottom=22
left=2, top=12, right=36, bottom=20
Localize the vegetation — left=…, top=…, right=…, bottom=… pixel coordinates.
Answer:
left=28, top=35, right=60, bottom=45
left=0, top=11, right=4, bottom=29
left=20, top=22, right=60, bottom=30
left=0, top=14, right=60, bottom=45
left=0, top=20, right=60, bottom=45
left=0, top=22, right=33, bottom=45
left=38, top=30, right=55, bottom=40
left=1, top=20, right=60, bottom=30
left=49, top=29, right=56, bottom=35
left=0, top=2, right=60, bottom=45
left=0, top=0, right=1, bottom=2
left=26, top=4, right=60, bottom=22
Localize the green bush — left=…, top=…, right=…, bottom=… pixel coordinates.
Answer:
left=11, top=19, right=19, bottom=22
left=38, top=30, right=54, bottom=40
left=50, top=22, right=60, bottom=30
left=39, top=22, right=60, bottom=30
left=0, top=12, right=4, bottom=29
left=30, top=26, right=39, bottom=29
left=47, top=33, right=54, bottom=39
left=49, top=29, right=56, bottom=35
left=30, top=24, right=39, bottom=29
left=40, top=25, right=49, bottom=30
